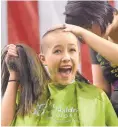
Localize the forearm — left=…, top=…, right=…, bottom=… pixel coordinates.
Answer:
left=80, top=28, right=118, bottom=64
left=1, top=72, right=19, bottom=126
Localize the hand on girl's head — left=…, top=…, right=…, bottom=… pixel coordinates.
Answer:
left=46, top=24, right=81, bottom=38
left=47, top=24, right=67, bottom=32
left=47, top=23, right=76, bottom=33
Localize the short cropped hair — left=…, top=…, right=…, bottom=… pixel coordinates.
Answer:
left=41, top=28, right=79, bottom=54
left=64, top=1, right=114, bottom=34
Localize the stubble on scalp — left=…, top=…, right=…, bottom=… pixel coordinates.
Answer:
left=41, top=29, right=79, bottom=54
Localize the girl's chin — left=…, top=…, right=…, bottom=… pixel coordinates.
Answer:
left=56, top=78, right=75, bottom=85
left=51, top=73, right=75, bottom=85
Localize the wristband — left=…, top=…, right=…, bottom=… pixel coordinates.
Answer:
left=8, top=80, right=20, bottom=83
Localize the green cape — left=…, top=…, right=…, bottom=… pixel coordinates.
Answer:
left=12, top=81, right=118, bottom=126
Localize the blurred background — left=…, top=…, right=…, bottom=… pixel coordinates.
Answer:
left=1, top=0, right=118, bottom=83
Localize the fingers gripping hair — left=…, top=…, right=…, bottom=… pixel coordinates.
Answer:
left=1, top=44, right=50, bottom=116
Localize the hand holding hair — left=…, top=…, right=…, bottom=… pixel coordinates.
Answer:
left=4, top=44, right=19, bottom=73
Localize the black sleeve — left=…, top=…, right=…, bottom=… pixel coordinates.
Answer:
left=89, top=48, right=99, bottom=64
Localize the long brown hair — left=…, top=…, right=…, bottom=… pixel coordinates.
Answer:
left=1, top=44, right=50, bottom=116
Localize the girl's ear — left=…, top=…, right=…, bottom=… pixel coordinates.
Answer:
left=39, top=54, right=47, bottom=65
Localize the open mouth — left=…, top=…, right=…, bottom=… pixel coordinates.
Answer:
left=58, top=66, right=72, bottom=78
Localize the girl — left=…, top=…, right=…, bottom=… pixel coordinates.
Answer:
left=1, top=29, right=118, bottom=126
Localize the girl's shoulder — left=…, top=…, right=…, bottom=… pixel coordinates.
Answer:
left=76, top=81, right=107, bottom=101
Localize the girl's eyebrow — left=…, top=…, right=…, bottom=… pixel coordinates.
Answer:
left=69, top=44, right=76, bottom=46
left=53, top=45, right=62, bottom=48
left=53, top=44, right=76, bottom=49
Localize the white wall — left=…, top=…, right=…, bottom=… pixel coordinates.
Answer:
left=39, top=1, right=67, bottom=38
left=1, top=1, right=8, bottom=49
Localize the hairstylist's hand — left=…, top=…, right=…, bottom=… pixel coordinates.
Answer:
left=49, top=24, right=82, bottom=36
left=63, top=24, right=82, bottom=35
left=5, top=44, right=18, bottom=74
left=47, top=24, right=66, bottom=32
left=48, top=24, right=84, bottom=43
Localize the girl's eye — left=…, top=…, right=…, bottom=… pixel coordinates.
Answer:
left=70, top=48, right=76, bottom=52
left=54, top=50, right=61, bottom=54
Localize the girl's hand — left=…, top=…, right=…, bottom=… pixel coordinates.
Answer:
left=5, top=44, right=18, bottom=74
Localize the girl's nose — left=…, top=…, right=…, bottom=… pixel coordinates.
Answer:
left=61, top=55, right=71, bottom=63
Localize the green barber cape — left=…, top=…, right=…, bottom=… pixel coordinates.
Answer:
left=12, top=81, right=118, bottom=126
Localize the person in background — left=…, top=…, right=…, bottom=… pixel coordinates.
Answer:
left=64, top=0, right=118, bottom=116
